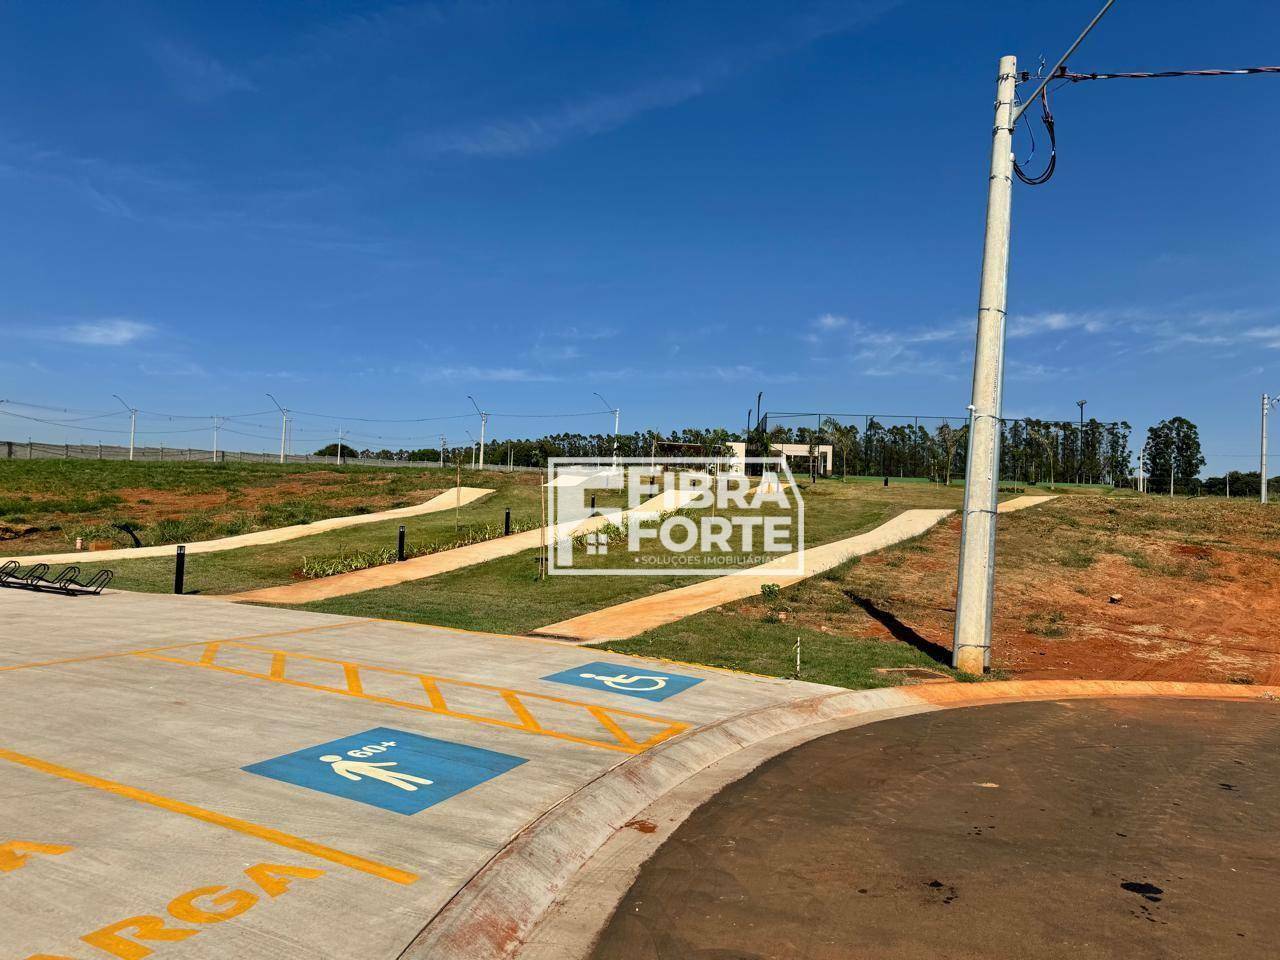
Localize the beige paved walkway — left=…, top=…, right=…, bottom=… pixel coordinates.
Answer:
left=231, top=487, right=697, bottom=605
left=2, top=487, right=494, bottom=565
left=532, top=508, right=954, bottom=642
left=532, top=494, right=1060, bottom=642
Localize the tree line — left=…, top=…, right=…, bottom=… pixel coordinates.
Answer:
left=317, top=415, right=1209, bottom=491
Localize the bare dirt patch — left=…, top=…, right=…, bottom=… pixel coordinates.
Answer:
left=735, top=496, right=1280, bottom=685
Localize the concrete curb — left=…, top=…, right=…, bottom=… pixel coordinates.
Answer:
left=402, top=678, right=1280, bottom=960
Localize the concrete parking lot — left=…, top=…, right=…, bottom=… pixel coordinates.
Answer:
left=1, top=590, right=837, bottom=960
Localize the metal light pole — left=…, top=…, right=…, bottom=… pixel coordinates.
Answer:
left=440, top=434, right=446, bottom=468
left=595, top=392, right=620, bottom=465
left=1261, top=394, right=1278, bottom=503
left=212, top=416, right=220, bottom=461
left=336, top=427, right=344, bottom=466
left=468, top=396, right=487, bottom=470
left=267, top=394, right=288, bottom=464
left=1077, top=399, right=1087, bottom=484
left=113, top=394, right=137, bottom=461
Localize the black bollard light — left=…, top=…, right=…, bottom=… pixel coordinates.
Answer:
left=174, top=544, right=186, bottom=595
left=504, top=508, right=511, bottom=536
left=397, top=524, right=406, bottom=562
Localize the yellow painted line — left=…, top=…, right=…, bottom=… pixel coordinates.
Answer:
left=0, top=747, right=418, bottom=886
left=502, top=691, right=543, bottom=732
left=420, top=677, right=448, bottom=711
left=0, top=620, right=377, bottom=675
left=135, top=641, right=691, bottom=755
left=343, top=662, right=364, bottom=695
left=586, top=706, right=638, bottom=751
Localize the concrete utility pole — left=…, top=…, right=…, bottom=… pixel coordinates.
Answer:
left=212, top=416, right=220, bottom=461
left=336, top=428, right=344, bottom=466
left=952, top=55, right=1017, bottom=676
left=267, top=394, right=288, bottom=464
left=595, top=392, right=620, bottom=465
left=953, top=0, right=1116, bottom=675
left=113, top=394, right=137, bottom=461
left=440, top=434, right=446, bottom=468
left=468, top=396, right=487, bottom=470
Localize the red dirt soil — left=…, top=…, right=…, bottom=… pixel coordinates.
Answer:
left=836, top=499, right=1280, bottom=686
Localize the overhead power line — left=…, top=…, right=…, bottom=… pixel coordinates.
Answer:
left=1058, top=65, right=1280, bottom=82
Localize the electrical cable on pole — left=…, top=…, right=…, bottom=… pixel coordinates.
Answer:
left=953, top=0, right=1279, bottom=673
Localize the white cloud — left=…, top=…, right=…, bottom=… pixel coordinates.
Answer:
left=425, top=76, right=711, bottom=157
left=151, top=40, right=255, bottom=103
left=436, top=366, right=560, bottom=382
left=58, top=319, right=154, bottom=347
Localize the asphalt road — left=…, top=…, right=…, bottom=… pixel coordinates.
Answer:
left=589, top=697, right=1280, bottom=960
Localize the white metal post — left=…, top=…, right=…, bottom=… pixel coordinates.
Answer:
left=337, top=428, right=344, bottom=466
left=212, top=416, right=220, bottom=461
left=952, top=55, right=1017, bottom=676
left=1263, top=394, right=1270, bottom=504
left=440, top=434, right=446, bottom=468
left=279, top=412, right=287, bottom=464
left=479, top=413, right=487, bottom=470
left=129, top=411, right=136, bottom=461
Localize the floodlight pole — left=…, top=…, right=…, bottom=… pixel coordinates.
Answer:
left=267, top=394, right=288, bottom=464
left=1263, top=393, right=1276, bottom=504
left=468, top=396, right=487, bottom=470
left=952, top=55, right=1017, bottom=676
left=113, top=394, right=137, bottom=461
left=595, top=392, right=619, bottom=465
left=1076, top=400, right=1087, bottom=483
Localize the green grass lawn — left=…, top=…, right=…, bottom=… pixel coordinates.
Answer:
left=598, top=616, right=968, bottom=689
left=0, top=458, right=464, bottom=552
left=63, top=469, right=546, bottom=594
left=298, top=478, right=978, bottom=634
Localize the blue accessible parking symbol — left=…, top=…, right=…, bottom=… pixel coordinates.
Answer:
left=541, top=660, right=703, bottom=702
left=243, top=727, right=525, bottom=815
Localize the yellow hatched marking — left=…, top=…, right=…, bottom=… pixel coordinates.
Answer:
left=343, top=663, right=364, bottom=696
left=502, top=691, right=543, bottom=732
left=586, top=706, right=639, bottom=751
left=199, top=642, right=222, bottom=665
left=133, top=641, right=690, bottom=755
left=420, top=677, right=448, bottom=711
left=270, top=651, right=287, bottom=680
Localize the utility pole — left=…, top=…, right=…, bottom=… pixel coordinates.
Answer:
left=595, top=392, right=620, bottom=465
left=1262, top=394, right=1277, bottom=504
left=113, top=394, right=137, bottom=461
left=468, top=395, right=487, bottom=470
left=212, top=416, right=220, bottom=461
left=1136, top=444, right=1145, bottom=494
left=952, top=56, right=1017, bottom=676
left=440, top=434, right=446, bottom=468
left=267, top=394, right=288, bottom=464
left=1076, top=400, right=1087, bottom=484
left=952, top=0, right=1117, bottom=675
left=336, top=428, right=344, bottom=466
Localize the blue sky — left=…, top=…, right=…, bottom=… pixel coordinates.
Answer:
left=1, top=0, right=1277, bottom=472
